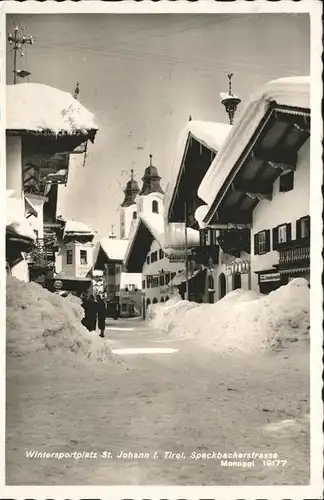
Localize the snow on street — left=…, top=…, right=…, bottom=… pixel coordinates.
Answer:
left=6, top=318, right=309, bottom=486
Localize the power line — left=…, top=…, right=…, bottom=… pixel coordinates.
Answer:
left=33, top=40, right=305, bottom=80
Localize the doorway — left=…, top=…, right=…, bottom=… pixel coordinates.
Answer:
left=219, top=273, right=226, bottom=299
left=232, top=273, right=242, bottom=290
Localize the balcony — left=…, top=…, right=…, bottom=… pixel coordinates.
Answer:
left=278, top=240, right=310, bottom=268
left=27, top=237, right=58, bottom=279
left=217, top=228, right=250, bottom=258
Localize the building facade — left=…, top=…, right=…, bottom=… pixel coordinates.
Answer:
left=198, top=76, right=310, bottom=295
left=6, top=83, right=98, bottom=284
left=141, top=239, right=186, bottom=305
left=251, top=138, right=310, bottom=293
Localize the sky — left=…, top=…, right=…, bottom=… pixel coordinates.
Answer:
left=6, top=13, right=310, bottom=240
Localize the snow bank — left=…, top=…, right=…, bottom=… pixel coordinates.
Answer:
left=6, top=276, right=112, bottom=363
left=7, top=83, right=98, bottom=134
left=147, top=279, right=309, bottom=353
left=6, top=191, right=36, bottom=242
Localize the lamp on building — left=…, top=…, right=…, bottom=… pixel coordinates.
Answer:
left=220, top=73, right=241, bottom=125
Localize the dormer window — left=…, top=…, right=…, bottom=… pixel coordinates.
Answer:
left=152, top=200, right=159, bottom=214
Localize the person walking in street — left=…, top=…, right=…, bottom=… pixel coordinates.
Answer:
left=96, top=295, right=107, bottom=338
left=81, top=293, right=91, bottom=331
left=87, top=294, right=97, bottom=332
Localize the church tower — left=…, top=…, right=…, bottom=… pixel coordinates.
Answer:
left=120, top=169, right=140, bottom=239
left=137, top=155, right=164, bottom=216
left=139, top=154, right=164, bottom=196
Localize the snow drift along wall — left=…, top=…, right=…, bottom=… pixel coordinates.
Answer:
left=147, top=278, right=310, bottom=354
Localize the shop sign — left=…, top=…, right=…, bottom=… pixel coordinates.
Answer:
left=76, top=265, right=91, bottom=278
left=259, top=272, right=281, bottom=283
left=53, top=280, right=63, bottom=290
left=168, top=250, right=191, bottom=263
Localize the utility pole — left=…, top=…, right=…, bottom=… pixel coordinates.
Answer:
left=184, top=201, right=189, bottom=301
left=8, top=26, right=33, bottom=84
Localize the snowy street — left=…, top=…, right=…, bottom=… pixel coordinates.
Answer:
left=6, top=318, right=309, bottom=486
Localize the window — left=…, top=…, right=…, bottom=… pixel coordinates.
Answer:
left=151, top=251, right=158, bottom=263
left=297, top=216, right=310, bottom=240
left=152, top=200, right=159, bottom=214
left=146, top=255, right=150, bottom=265
left=160, top=275, right=165, bottom=286
left=258, top=232, right=266, bottom=254
left=279, top=171, right=294, bottom=193
left=200, top=228, right=217, bottom=246
left=142, top=280, right=146, bottom=289
left=146, top=298, right=151, bottom=307
left=272, top=223, right=291, bottom=250
left=171, top=272, right=176, bottom=280
left=133, top=211, right=137, bottom=220
left=80, top=249, right=87, bottom=265
left=122, top=303, right=128, bottom=312
left=165, top=273, right=171, bottom=285
left=254, top=230, right=270, bottom=255
left=152, top=297, right=158, bottom=304
left=66, top=249, right=73, bottom=265
left=278, top=224, right=287, bottom=244
left=159, top=249, right=164, bottom=260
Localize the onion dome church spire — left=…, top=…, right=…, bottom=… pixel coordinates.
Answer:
left=121, top=169, right=140, bottom=207
left=139, top=154, right=164, bottom=196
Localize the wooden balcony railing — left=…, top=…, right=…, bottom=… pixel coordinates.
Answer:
left=279, top=242, right=310, bottom=267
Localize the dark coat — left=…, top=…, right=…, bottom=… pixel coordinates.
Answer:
left=81, top=298, right=97, bottom=331
left=96, top=299, right=107, bottom=330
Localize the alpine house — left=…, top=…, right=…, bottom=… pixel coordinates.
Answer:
left=198, top=76, right=311, bottom=294
left=164, top=118, right=232, bottom=303
left=6, top=82, right=98, bottom=282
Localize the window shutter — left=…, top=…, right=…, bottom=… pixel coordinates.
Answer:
left=272, top=227, right=279, bottom=250
left=306, top=216, right=310, bottom=237
left=296, top=218, right=301, bottom=240
left=286, top=223, right=292, bottom=242
left=254, top=233, right=259, bottom=255
left=265, top=229, right=271, bottom=252
left=199, top=230, right=204, bottom=247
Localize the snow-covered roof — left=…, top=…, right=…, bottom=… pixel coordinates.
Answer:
left=64, top=220, right=94, bottom=237
left=124, top=210, right=201, bottom=270
left=6, top=191, right=37, bottom=242
left=6, top=83, right=98, bottom=135
left=193, top=204, right=210, bottom=230
left=100, top=237, right=129, bottom=262
left=198, top=76, right=310, bottom=215
left=186, top=120, right=232, bottom=152
left=164, top=120, right=231, bottom=221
